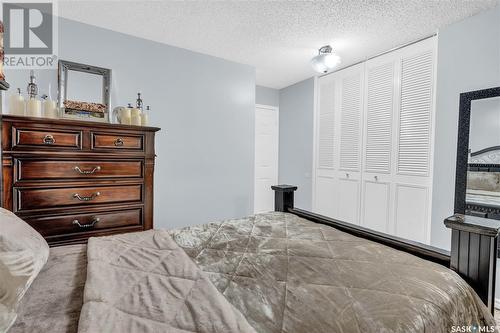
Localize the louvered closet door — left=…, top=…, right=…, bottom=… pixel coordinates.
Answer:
left=392, top=38, right=436, bottom=244
left=314, top=75, right=337, bottom=217
left=361, top=56, right=397, bottom=233
left=313, top=37, right=436, bottom=243
left=336, top=64, right=364, bottom=224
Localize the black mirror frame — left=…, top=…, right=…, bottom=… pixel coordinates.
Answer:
left=454, top=86, right=500, bottom=215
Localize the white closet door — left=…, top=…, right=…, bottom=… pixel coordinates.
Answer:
left=314, top=75, right=337, bottom=217
left=313, top=37, right=436, bottom=244
left=393, top=38, right=436, bottom=243
left=336, top=64, right=364, bottom=224
left=361, top=56, right=397, bottom=232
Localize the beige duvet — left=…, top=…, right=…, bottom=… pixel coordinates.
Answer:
left=12, top=212, right=496, bottom=332
left=78, top=229, right=255, bottom=333
left=170, top=212, right=495, bottom=332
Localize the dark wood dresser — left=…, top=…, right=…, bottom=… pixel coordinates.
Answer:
left=1, top=115, right=160, bottom=246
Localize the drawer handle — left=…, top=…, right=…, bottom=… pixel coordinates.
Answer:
left=73, top=217, right=100, bottom=228
left=114, top=138, right=124, bottom=146
left=73, top=192, right=101, bottom=201
left=74, top=166, right=101, bottom=174
left=43, top=134, right=55, bottom=145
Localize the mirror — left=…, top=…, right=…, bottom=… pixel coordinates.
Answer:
left=66, top=70, right=104, bottom=104
left=58, top=60, right=111, bottom=122
left=467, top=95, right=500, bottom=217
left=454, top=87, right=500, bottom=221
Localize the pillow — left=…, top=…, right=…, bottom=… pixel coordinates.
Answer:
left=0, top=208, right=49, bottom=332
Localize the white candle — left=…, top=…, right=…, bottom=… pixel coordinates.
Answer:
left=130, top=108, right=141, bottom=126
left=43, top=99, right=58, bottom=118
left=120, top=108, right=131, bottom=125
left=141, top=113, right=149, bottom=126
left=26, top=98, right=41, bottom=117
left=130, top=108, right=140, bottom=117
left=131, top=114, right=141, bottom=126
left=121, top=115, right=132, bottom=125
left=8, top=91, right=24, bottom=115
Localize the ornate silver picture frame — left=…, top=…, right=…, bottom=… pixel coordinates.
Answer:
left=58, top=60, right=111, bottom=122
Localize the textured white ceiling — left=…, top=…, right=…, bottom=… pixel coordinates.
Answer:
left=57, top=0, right=499, bottom=89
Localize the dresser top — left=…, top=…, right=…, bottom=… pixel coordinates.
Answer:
left=1, top=114, right=161, bottom=132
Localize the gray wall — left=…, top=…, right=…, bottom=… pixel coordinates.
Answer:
left=278, top=78, right=315, bottom=210
left=256, top=85, right=279, bottom=107
left=4, top=18, right=256, bottom=229
left=431, top=6, right=500, bottom=250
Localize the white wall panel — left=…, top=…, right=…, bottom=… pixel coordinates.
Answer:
left=337, top=178, right=360, bottom=224
left=339, top=73, right=363, bottom=171
left=317, top=79, right=336, bottom=169
left=397, top=51, right=434, bottom=176
left=315, top=176, right=337, bottom=217
left=362, top=181, right=390, bottom=233
left=394, top=184, right=429, bottom=242
left=364, top=62, right=395, bottom=174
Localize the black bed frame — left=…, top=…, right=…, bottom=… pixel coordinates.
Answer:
left=272, top=185, right=500, bottom=314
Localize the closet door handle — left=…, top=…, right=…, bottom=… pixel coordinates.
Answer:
left=74, top=166, right=101, bottom=174
left=374, top=176, right=378, bottom=181
left=73, top=192, right=101, bottom=201
left=73, top=217, right=100, bottom=228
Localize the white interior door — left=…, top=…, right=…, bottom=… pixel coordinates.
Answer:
left=254, top=105, right=279, bottom=213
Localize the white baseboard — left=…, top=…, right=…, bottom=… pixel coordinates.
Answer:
left=495, top=298, right=500, bottom=310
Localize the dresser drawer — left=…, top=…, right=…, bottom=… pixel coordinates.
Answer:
left=16, top=185, right=142, bottom=211
left=23, top=208, right=142, bottom=237
left=16, top=159, right=143, bottom=181
left=13, top=127, right=82, bottom=149
left=91, top=132, right=144, bottom=151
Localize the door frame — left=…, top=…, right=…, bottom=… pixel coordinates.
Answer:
left=254, top=104, right=280, bottom=213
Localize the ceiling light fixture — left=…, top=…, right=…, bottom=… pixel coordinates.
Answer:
left=310, top=45, right=341, bottom=74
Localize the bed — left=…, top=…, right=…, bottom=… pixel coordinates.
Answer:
left=3, top=185, right=498, bottom=333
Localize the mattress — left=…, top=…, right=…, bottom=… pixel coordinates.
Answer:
left=10, top=212, right=495, bottom=332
